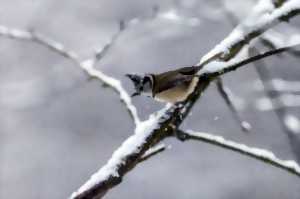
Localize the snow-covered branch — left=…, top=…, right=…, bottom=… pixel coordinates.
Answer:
left=177, top=129, right=300, bottom=177
left=0, top=25, right=140, bottom=125
left=0, top=26, right=79, bottom=63
left=70, top=98, right=205, bottom=199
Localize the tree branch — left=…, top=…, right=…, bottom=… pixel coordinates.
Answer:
left=176, top=129, right=300, bottom=177
left=139, top=144, right=167, bottom=163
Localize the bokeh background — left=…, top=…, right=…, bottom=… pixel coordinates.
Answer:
left=0, top=0, right=300, bottom=198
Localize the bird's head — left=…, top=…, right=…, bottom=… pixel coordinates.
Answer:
left=126, top=74, right=153, bottom=97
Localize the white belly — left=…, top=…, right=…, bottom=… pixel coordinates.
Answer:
left=155, top=77, right=199, bottom=103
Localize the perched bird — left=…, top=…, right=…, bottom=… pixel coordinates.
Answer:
left=126, top=66, right=200, bottom=103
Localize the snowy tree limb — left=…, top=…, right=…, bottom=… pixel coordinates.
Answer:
left=176, top=129, right=300, bottom=177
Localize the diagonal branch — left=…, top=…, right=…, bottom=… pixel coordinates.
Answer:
left=139, top=143, right=167, bottom=163
left=176, top=129, right=300, bottom=177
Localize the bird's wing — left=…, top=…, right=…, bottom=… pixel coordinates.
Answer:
left=154, top=67, right=198, bottom=94
left=177, top=66, right=199, bottom=75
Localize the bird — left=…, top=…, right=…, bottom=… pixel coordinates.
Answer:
left=126, top=66, right=200, bottom=103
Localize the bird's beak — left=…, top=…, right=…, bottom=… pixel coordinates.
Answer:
left=126, top=74, right=140, bottom=84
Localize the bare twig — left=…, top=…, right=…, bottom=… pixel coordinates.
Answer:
left=206, top=43, right=300, bottom=78
left=176, top=129, right=300, bottom=177
left=139, top=144, right=167, bottom=163
left=216, top=78, right=251, bottom=132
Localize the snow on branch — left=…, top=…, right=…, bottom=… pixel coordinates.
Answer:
left=139, top=143, right=167, bottom=163
left=0, top=26, right=79, bottom=62
left=198, top=0, right=300, bottom=68
left=178, top=130, right=300, bottom=177
left=80, top=59, right=140, bottom=125
left=0, top=25, right=140, bottom=125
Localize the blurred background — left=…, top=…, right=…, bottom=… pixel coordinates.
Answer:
left=0, top=0, right=300, bottom=198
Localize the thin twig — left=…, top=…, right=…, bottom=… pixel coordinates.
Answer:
left=139, top=144, right=167, bottom=163
left=208, top=43, right=300, bottom=78
left=177, top=129, right=300, bottom=177
left=216, top=78, right=251, bottom=132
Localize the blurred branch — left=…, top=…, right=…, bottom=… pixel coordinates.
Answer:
left=176, top=129, right=300, bottom=177
left=216, top=78, right=251, bottom=132
left=250, top=47, right=300, bottom=162
left=254, top=79, right=300, bottom=93
left=255, top=94, right=300, bottom=111
left=0, top=24, right=141, bottom=125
